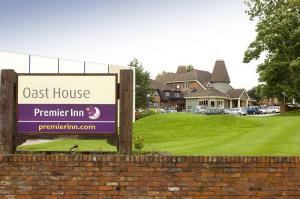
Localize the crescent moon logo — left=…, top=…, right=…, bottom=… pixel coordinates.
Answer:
left=86, top=106, right=101, bottom=120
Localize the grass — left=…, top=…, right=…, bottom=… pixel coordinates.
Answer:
left=18, top=110, right=300, bottom=156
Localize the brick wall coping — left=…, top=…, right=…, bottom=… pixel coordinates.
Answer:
left=1, top=154, right=300, bottom=163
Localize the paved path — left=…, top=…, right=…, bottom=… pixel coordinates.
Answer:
left=21, top=139, right=54, bottom=146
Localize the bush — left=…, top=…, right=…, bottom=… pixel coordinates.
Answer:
left=134, top=136, right=144, bottom=154
left=140, top=109, right=158, bottom=119
left=132, top=131, right=145, bottom=154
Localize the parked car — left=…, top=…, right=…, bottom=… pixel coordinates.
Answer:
left=159, top=108, right=166, bottom=114
left=265, top=106, right=280, bottom=114
left=229, top=108, right=247, bottom=116
left=287, top=103, right=300, bottom=108
left=165, top=108, right=177, bottom=113
left=195, top=106, right=207, bottom=114
left=258, top=108, right=267, bottom=114
left=202, top=108, right=225, bottom=115
left=183, top=108, right=194, bottom=113
left=224, top=108, right=233, bottom=114
left=246, top=107, right=260, bottom=115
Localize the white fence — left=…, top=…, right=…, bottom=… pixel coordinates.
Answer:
left=0, top=51, right=136, bottom=122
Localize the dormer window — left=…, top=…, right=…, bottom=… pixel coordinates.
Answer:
left=206, top=82, right=212, bottom=88
left=183, top=83, right=189, bottom=89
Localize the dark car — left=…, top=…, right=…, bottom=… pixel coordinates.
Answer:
left=246, top=107, right=260, bottom=115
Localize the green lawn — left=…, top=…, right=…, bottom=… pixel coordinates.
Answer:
left=18, top=110, right=300, bottom=156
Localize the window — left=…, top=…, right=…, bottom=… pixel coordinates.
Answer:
left=165, top=91, right=170, bottom=97
left=183, top=83, right=189, bottom=89
left=211, top=101, right=215, bottom=107
left=199, top=100, right=208, bottom=106
left=217, top=100, right=223, bottom=108
left=174, top=92, right=180, bottom=97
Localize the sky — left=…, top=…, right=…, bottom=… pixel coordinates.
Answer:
left=0, top=0, right=260, bottom=89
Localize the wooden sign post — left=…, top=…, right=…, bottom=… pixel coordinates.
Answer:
left=119, top=70, right=133, bottom=155
left=0, top=69, right=133, bottom=154
left=0, top=70, right=17, bottom=154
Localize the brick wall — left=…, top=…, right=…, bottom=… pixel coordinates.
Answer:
left=0, top=155, right=300, bottom=198
left=189, top=81, right=202, bottom=89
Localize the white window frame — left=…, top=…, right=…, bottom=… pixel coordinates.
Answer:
left=183, top=83, right=189, bottom=89
left=199, top=100, right=208, bottom=107
left=174, top=92, right=180, bottom=97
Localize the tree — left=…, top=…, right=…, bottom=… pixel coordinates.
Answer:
left=247, top=86, right=264, bottom=101
left=129, top=58, right=151, bottom=109
left=186, top=65, right=194, bottom=72
left=243, top=0, right=300, bottom=102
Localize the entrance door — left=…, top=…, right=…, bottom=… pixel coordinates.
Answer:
left=211, top=100, right=215, bottom=108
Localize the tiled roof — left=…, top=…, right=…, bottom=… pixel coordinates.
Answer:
left=184, top=88, right=227, bottom=98
left=150, top=79, right=165, bottom=89
left=210, top=60, right=230, bottom=83
left=226, top=89, right=245, bottom=98
left=155, top=69, right=211, bottom=86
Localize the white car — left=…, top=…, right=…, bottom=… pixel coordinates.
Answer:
left=195, top=106, right=207, bottom=114
left=265, top=106, right=280, bottom=114
left=165, top=108, right=177, bottom=113
left=259, top=108, right=267, bottom=114
left=229, top=108, right=247, bottom=116
left=224, top=108, right=233, bottom=114
left=159, top=109, right=166, bottom=114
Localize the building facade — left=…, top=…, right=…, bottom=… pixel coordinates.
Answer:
left=151, top=60, right=256, bottom=110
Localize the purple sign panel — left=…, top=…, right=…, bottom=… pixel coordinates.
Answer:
left=17, top=104, right=116, bottom=133
left=18, top=75, right=117, bottom=134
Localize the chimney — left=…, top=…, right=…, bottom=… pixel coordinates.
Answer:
left=176, top=65, right=187, bottom=73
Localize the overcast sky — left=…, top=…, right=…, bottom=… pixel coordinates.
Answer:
left=0, top=0, right=260, bottom=89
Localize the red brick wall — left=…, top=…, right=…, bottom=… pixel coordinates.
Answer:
left=0, top=155, right=300, bottom=198
left=189, top=81, right=202, bottom=89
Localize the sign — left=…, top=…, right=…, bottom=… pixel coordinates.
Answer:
left=17, top=74, right=117, bottom=134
